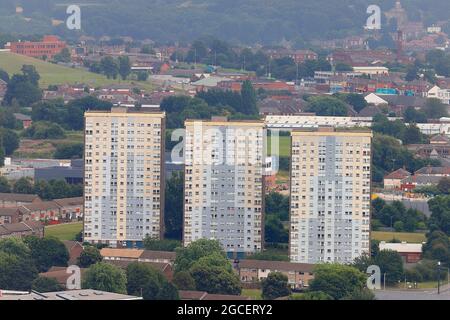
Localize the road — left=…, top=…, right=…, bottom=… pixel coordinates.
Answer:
left=375, top=284, right=450, bottom=300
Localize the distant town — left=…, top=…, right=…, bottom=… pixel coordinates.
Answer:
left=1, top=0, right=450, bottom=302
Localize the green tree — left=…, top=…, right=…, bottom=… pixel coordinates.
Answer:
left=374, top=250, right=404, bottom=285
left=13, top=177, right=34, bottom=194
left=437, top=178, right=450, bottom=195
left=21, top=65, right=40, bottom=86
left=427, top=196, right=450, bottom=235
left=126, top=262, right=178, bottom=300
left=0, top=238, right=38, bottom=291
left=0, top=176, right=11, bottom=193
left=0, top=128, right=20, bottom=155
left=54, top=143, right=84, bottom=159
left=100, top=56, right=119, bottom=79
left=24, top=236, right=70, bottom=272
left=23, top=121, right=66, bottom=139
left=164, top=171, right=183, bottom=239
left=118, top=56, right=132, bottom=80
left=0, top=68, right=9, bottom=83
left=0, top=251, right=38, bottom=291
left=174, top=239, right=224, bottom=272
left=261, top=272, right=291, bottom=300
left=189, top=263, right=241, bottom=295
left=309, top=264, right=367, bottom=300
left=32, top=276, right=63, bottom=292
left=143, top=238, right=181, bottom=252
left=137, top=71, right=149, bottom=81
left=4, top=74, right=42, bottom=106
left=306, top=96, right=348, bottom=116
left=404, top=106, right=427, bottom=123
left=82, top=262, right=127, bottom=294
left=78, top=246, right=103, bottom=268
left=265, top=214, right=288, bottom=243
left=423, top=98, right=448, bottom=119
left=241, top=80, right=258, bottom=115
left=172, top=271, right=196, bottom=290
left=53, top=48, right=71, bottom=63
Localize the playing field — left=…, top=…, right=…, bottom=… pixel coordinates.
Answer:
left=45, top=222, right=83, bottom=241
left=267, top=135, right=291, bottom=157
left=0, top=52, right=155, bottom=90
left=371, top=231, right=426, bottom=243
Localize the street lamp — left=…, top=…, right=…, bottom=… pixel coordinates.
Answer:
left=438, top=261, right=441, bottom=295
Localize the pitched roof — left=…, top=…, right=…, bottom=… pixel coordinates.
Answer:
left=106, top=259, right=171, bottom=273
left=430, top=134, right=450, bottom=144
left=19, top=201, right=61, bottom=213
left=0, top=207, right=20, bottom=216
left=415, top=166, right=450, bottom=176
left=379, top=242, right=423, bottom=253
left=0, top=193, right=40, bottom=203
left=0, top=221, right=43, bottom=235
left=100, top=248, right=144, bottom=259
left=53, top=197, right=84, bottom=207
left=62, top=240, right=83, bottom=252
left=237, top=259, right=315, bottom=273
left=384, top=168, right=411, bottom=180
left=139, top=250, right=176, bottom=261
left=13, top=113, right=32, bottom=121
left=402, top=175, right=443, bottom=185
left=358, top=105, right=382, bottom=117
left=179, top=290, right=208, bottom=300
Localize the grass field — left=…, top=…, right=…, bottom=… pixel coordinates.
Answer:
left=13, top=130, right=85, bottom=159
left=0, top=52, right=155, bottom=90
left=241, top=289, right=262, bottom=300
left=371, top=231, right=426, bottom=243
left=45, top=222, right=82, bottom=241
left=267, top=136, right=290, bottom=157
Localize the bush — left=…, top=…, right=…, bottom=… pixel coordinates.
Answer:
left=54, top=143, right=84, bottom=159
left=23, top=121, right=66, bottom=139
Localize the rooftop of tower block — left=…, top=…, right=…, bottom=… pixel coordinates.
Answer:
left=291, top=126, right=373, bottom=137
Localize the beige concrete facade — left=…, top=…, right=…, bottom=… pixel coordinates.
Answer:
left=84, top=108, right=165, bottom=247
left=183, top=119, right=265, bottom=256
left=290, top=128, right=372, bottom=264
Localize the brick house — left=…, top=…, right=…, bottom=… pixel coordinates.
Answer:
left=0, top=207, right=20, bottom=224
left=0, top=221, right=44, bottom=239
left=235, top=259, right=315, bottom=289
left=53, top=197, right=84, bottom=221
left=6, top=35, right=66, bottom=59
left=0, top=193, right=42, bottom=208
left=379, top=242, right=423, bottom=263
left=62, top=240, right=84, bottom=265
left=383, top=168, right=411, bottom=189
left=19, top=201, right=64, bottom=222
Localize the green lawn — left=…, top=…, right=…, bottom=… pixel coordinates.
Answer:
left=45, top=222, right=83, bottom=241
left=241, top=289, right=262, bottom=300
left=0, top=52, right=156, bottom=90
left=371, top=231, right=426, bottom=243
left=267, top=136, right=290, bottom=157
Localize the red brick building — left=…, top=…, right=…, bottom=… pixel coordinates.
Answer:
left=7, top=35, right=66, bottom=59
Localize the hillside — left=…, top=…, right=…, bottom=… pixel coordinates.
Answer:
left=0, top=0, right=449, bottom=45
left=0, top=52, right=155, bottom=90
